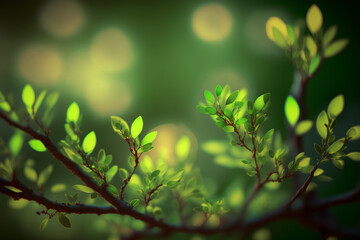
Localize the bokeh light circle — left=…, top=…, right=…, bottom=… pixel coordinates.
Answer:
left=40, top=0, right=85, bottom=38
left=85, top=78, right=131, bottom=117
left=192, top=3, right=233, bottom=42
left=90, top=28, right=134, bottom=73
left=18, top=45, right=63, bottom=85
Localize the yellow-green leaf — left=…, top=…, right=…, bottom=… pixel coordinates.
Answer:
left=306, top=4, right=323, bottom=34
left=295, top=120, right=313, bottom=135
left=40, top=217, right=49, bottom=231
left=22, top=84, right=35, bottom=109
left=51, top=183, right=67, bottom=193
left=265, top=17, right=288, bottom=41
left=324, top=39, right=349, bottom=58
left=66, top=102, right=80, bottom=123
left=314, top=168, right=324, bottom=176
left=28, top=139, right=47, bottom=152
left=346, top=125, right=360, bottom=141
left=306, top=36, right=317, bottom=57
left=34, top=90, right=47, bottom=114
left=284, top=95, right=300, bottom=127
left=272, top=27, right=287, bottom=48
left=323, top=25, right=337, bottom=47
left=347, top=152, right=360, bottom=161
left=328, top=138, right=345, bottom=154
left=24, top=166, right=37, bottom=182
left=316, top=111, right=328, bottom=139
left=82, top=131, right=96, bottom=154
left=72, top=184, right=94, bottom=193
left=111, top=115, right=129, bottom=138
left=327, top=94, right=344, bottom=119
left=131, top=116, right=143, bottom=139
left=141, top=131, right=157, bottom=146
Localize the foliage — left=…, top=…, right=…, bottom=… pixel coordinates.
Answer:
left=0, top=4, right=358, bottom=240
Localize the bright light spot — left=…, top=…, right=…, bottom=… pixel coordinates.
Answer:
left=85, top=78, right=131, bottom=117
left=40, top=0, right=85, bottom=38
left=18, top=45, right=63, bottom=85
left=252, top=228, right=271, bottom=240
left=146, top=124, right=197, bottom=167
left=192, top=3, right=233, bottom=42
left=228, top=188, right=244, bottom=207
left=91, top=28, right=134, bottom=73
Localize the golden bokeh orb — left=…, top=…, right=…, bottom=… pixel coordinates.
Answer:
left=18, top=45, right=63, bottom=85
left=192, top=3, right=233, bottom=42
left=90, top=28, right=134, bottom=73
left=40, top=0, right=85, bottom=38
left=85, top=78, right=131, bottom=117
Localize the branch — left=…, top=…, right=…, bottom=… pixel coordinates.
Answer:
left=0, top=177, right=116, bottom=215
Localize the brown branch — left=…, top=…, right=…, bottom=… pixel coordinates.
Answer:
left=0, top=177, right=116, bottom=215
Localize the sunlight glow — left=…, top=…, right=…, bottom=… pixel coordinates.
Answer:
left=192, top=3, right=233, bottom=42
left=40, top=0, right=85, bottom=38
left=18, top=45, right=63, bottom=85
left=90, top=28, right=134, bottom=73
left=85, top=78, right=131, bottom=117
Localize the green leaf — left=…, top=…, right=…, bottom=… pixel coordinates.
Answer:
left=28, top=139, right=46, bottom=152
left=295, top=120, right=313, bottom=135
left=110, top=116, right=130, bottom=139
left=327, top=94, right=344, bottom=119
left=347, top=152, right=360, bottom=161
left=254, top=93, right=270, bottom=113
left=175, top=135, right=191, bottom=160
left=272, top=27, right=287, bottom=48
left=130, top=199, right=140, bottom=208
left=215, top=85, right=222, bottom=97
left=107, top=184, right=118, bottom=196
left=8, top=199, right=29, bottom=209
left=98, top=149, right=106, bottom=163
left=66, top=102, right=80, bottom=123
left=128, top=156, right=135, bottom=168
left=151, top=170, right=160, bottom=179
left=324, top=39, right=349, bottom=58
left=205, top=107, right=216, bottom=115
left=45, top=91, right=59, bottom=109
left=72, top=184, right=95, bottom=193
left=284, top=95, right=300, bottom=127
left=306, top=4, right=323, bottom=34
left=119, top=168, right=129, bottom=180
left=140, top=143, right=154, bottom=152
left=264, top=129, right=274, bottom=140
left=37, top=165, right=53, bottom=188
left=226, top=91, right=239, bottom=105
left=168, top=169, right=184, bottom=182
left=24, top=166, right=37, bottom=182
left=22, top=84, right=35, bottom=109
left=131, top=116, right=143, bottom=139
left=332, top=159, right=344, bottom=169
left=58, top=214, right=71, bottom=228
left=328, top=138, right=345, bottom=154
left=0, top=101, right=11, bottom=112
left=204, top=90, right=215, bottom=104
left=34, top=90, right=47, bottom=114
left=105, top=166, right=118, bottom=182
left=314, top=143, right=323, bottom=154
left=314, top=168, right=324, bottom=176
left=247, top=170, right=257, bottom=177
left=309, top=54, right=320, bottom=75
left=40, top=217, right=49, bottom=231
left=287, top=25, right=295, bottom=45
left=9, top=132, right=24, bottom=157
left=323, top=25, right=337, bottom=47
left=346, top=125, right=360, bottom=141
left=82, top=131, right=96, bottom=154
left=316, top=111, right=328, bottom=139
left=50, top=183, right=67, bottom=193
left=141, top=131, right=157, bottom=146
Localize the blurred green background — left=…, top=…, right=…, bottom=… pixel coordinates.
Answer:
left=0, top=0, right=359, bottom=239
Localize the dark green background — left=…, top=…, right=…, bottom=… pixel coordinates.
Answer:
left=0, top=0, right=359, bottom=239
